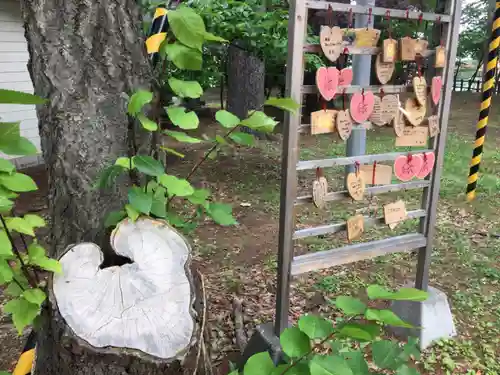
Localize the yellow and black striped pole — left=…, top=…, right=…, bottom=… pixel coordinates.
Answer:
left=12, top=330, right=36, bottom=375
left=145, top=7, right=169, bottom=64
left=466, top=0, right=500, bottom=201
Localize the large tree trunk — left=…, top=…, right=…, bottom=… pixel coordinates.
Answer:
left=35, top=218, right=210, bottom=375
left=20, top=0, right=151, bottom=258
left=18, top=1, right=175, bottom=374
left=227, top=43, right=266, bottom=137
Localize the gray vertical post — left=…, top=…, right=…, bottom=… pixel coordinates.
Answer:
left=416, top=0, right=462, bottom=290
left=274, top=0, right=307, bottom=336
left=345, top=0, right=374, bottom=173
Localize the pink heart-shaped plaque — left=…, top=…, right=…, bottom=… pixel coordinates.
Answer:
left=316, top=67, right=339, bottom=101
left=349, top=91, right=375, bottom=123
left=394, top=154, right=424, bottom=182
left=431, top=76, right=442, bottom=105
left=339, top=68, right=353, bottom=87
left=415, top=152, right=436, bottom=179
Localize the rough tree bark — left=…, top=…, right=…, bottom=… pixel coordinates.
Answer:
left=227, top=43, right=266, bottom=137
left=16, top=1, right=208, bottom=374
left=20, top=0, right=151, bottom=258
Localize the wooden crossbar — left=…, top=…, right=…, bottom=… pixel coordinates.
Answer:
left=296, top=150, right=433, bottom=170
left=295, top=180, right=431, bottom=205
left=304, top=1, right=451, bottom=22
left=293, top=209, right=426, bottom=239
left=291, top=233, right=427, bottom=275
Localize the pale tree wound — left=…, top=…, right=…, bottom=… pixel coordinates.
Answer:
left=53, top=218, right=195, bottom=359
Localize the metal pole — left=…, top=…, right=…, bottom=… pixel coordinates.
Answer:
left=345, top=0, right=374, bottom=173
left=466, top=0, right=500, bottom=201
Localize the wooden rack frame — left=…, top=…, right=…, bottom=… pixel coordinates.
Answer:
left=274, top=0, right=462, bottom=336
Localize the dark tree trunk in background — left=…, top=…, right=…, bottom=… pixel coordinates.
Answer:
left=20, top=0, right=153, bottom=374
left=20, top=0, right=151, bottom=258
left=227, top=43, right=266, bottom=137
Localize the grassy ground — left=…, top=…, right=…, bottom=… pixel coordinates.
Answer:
left=188, top=92, right=500, bottom=374
left=1, top=92, right=499, bottom=374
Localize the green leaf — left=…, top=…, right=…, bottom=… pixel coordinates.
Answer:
left=337, top=322, right=381, bottom=341
left=166, top=106, right=200, bottom=130
left=168, top=7, right=206, bottom=51
left=204, top=31, right=228, bottom=42
left=215, top=135, right=227, bottom=145
left=0, top=172, right=37, bottom=192
left=280, top=327, right=310, bottom=358
left=160, top=146, right=185, bottom=158
left=187, top=189, right=210, bottom=206
left=371, top=340, right=403, bottom=370
left=22, top=288, right=46, bottom=306
left=164, top=130, right=202, bottom=143
left=395, top=365, right=419, bottom=375
left=168, top=77, right=203, bottom=99
left=115, top=157, right=134, bottom=169
left=243, top=351, right=275, bottom=375
left=365, top=309, right=413, bottom=328
left=271, top=364, right=310, bottom=375
left=95, top=165, right=126, bottom=190
left=0, top=159, right=15, bottom=173
left=335, top=296, right=367, bottom=316
left=402, top=337, right=421, bottom=360
left=105, top=210, right=126, bottom=228
left=341, top=351, right=370, bottom=375
left=128, top=187, right=153, bottom=215
left=240, top=111, right=278, bottom=133
left=206, top=202, right=237, bottom=225
left=0, top=122, right=19, bottom=141
left=125, top=204, right=140, bottom=222
left=0, top=230, right=13, bottom=257
left=166, top=213, right=188, bottom=228
left=0, top=195, right=13, bottom=213
left=0, top=89, right=45, bottom=105
left=309, top=355, right=353, bottom=375
left=0, top=260, right=14, bottom=283
left=23, top=214, right=46, bottom=229
left=216, top=110, right=240, bottom=128
left=132, top=155, right=165, bottom=177
left=0, top=186, right=17, bottom=199
left=27, top=243, right=46, bottom=261
left=5, top=217, right=34, bottom=236
left=165, top=43, right=203, bottom=71
left=229, top=132, right=254, bottom=146
left=265, top=97, right=300, bottom=114
left=5, top=281, right=24, bottom=297
left=366, top=285, right=428, bottom=302
left=137, top=113, right=158, bottom=131
left=0, top=137, right=38, bottom=156
left=298, top=314, right=334, bottom=339
left=158, top=174, right=194, bottom=197
left=128, top=90, right=153, bottom=115
left=151, top=197, right=167, bottom=218
left=4, top=298, right=40, bottom=334
left=27, top=244, right=61, bottom=273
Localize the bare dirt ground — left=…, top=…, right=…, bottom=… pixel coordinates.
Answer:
left=1, top=92, right=500, bottom=373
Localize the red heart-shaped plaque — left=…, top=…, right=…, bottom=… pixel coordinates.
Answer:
left=394, top=154, right=424, bottom=182
left=350, top=91, right=375, bottom=123
left=415, top=152, right=436, bottom=179
left=431, top=76, right=442, bottom=106
left=339, top=68, right=353, bottom=87
left=316, top=67, right=339, bottom=101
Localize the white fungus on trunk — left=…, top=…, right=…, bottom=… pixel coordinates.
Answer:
left=53, top=218, right=194, bottom=359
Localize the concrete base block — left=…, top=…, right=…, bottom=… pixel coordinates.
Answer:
left=238, top=323, right=282, bottom=369
left=390, top=285, right=456, bottom=349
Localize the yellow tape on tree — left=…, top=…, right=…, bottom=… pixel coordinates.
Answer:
left=466, top=1, right=500, bottom=201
